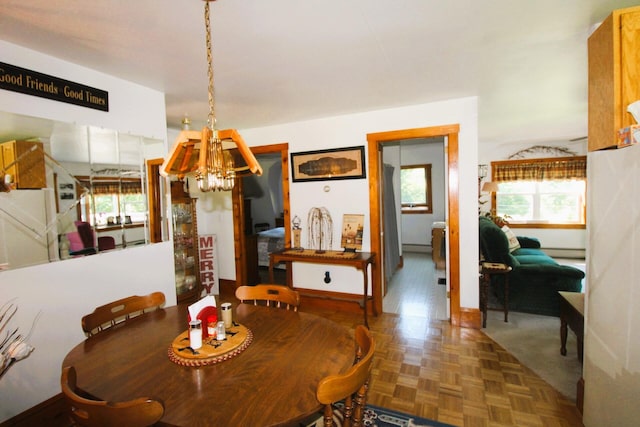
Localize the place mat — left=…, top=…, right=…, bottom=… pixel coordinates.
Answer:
left=281, top=249, right=357, bottom=259
left=168, top=323, right=253, bottom=367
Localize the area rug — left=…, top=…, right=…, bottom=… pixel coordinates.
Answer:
left=304, top=403, right=457, bottom=427
left=482, top=310, right=582, bottom=401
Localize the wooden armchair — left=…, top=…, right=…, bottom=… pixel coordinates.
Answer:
left=61, top=366, right=164, bottom=427
left=316, top=325, right=375, bottom=427
left=81, top=292, right=166, bottom=337
left=235, top=284, right=300, bottom=311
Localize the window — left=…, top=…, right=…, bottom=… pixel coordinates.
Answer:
left=492, top=156, right=586, bottom=227
left=401, top=164, right=432, bottom=214
left=77, top=177, right=147, bottom=226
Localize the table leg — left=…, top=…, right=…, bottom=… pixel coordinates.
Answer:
left=577, top=337, right=583, bottom=363
left=480, top=273, right=488, bottom=328
left=269, top=257, right=275, bottom=283
left=503, top=276, right=509, bottom=323
left=362, top=266, right=369, bottom=329
left=560, top=316, right=568, bottom=356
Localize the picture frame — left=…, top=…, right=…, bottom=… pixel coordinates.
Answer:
left=291, top=145, right=366, bottom=182
left=341, top=214, right=364, bottom=252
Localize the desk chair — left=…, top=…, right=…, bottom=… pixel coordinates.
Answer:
left=68, top=222, right=116, bottom=256
left=316, top=325, right=375, bottom=427
left=61, top=366, right=164, bottom=427
left=235, top=284, right=300, bottom=311
left=81, top=292, right=166, bottom=337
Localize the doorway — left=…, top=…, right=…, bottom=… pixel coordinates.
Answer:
left=380, top=137, right=448, bottom=319
left=232, top=143, right=290, bottom=287
left=367, top=124, right=462, bottom=326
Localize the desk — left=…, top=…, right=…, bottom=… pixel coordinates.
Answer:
left=63, top=304, right=353, bottom=427
left=479, top=262, right=512, bottom=328
left=269, top=249, right=376, bottom=327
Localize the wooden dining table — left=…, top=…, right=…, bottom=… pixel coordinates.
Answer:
left=62, top=303, right=355, bottom=427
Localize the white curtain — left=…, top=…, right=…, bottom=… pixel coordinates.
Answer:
left=383, top=164, right=400, bottom=282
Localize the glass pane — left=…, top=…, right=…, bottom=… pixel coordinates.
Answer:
left=498, top=194, right=533, bottom=219
left=94, top=195, right=117, bottom=226
left=122, top=194, right=147, bottom=223
left=401, top=168, right=426, bottom=204
left=497, top=179, right=585, bottom=223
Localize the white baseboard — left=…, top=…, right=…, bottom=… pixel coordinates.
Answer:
left=402, top=244, right=430, bottom=253
left=543, top=248, right=585, bottom=259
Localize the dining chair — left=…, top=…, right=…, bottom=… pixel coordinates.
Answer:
left=81, top=291, right=166, bottom=337
left=316, top=325, right=375, bottom=427
left=235, top=284, right=300, bottom=311
left=61, top=366, right=164, bottom=427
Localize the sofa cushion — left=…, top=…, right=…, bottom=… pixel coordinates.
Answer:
left=514, top=253, right=559, bottom=266
left=501, top=225, right=521, bottom=252
left=517, top=236, right=541, bottom=249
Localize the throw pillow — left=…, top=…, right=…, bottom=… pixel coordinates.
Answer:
left=501, top=225, right=521, bottom=252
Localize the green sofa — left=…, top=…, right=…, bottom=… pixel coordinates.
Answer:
left=478, top=216, right=584, bottom=317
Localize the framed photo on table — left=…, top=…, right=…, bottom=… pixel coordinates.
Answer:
left=341, top=214, right=364, bottom=252
left=291, top=146, right=365, bottom=182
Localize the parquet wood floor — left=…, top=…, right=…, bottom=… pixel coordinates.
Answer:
left=220, top=280, right=584, bottom=427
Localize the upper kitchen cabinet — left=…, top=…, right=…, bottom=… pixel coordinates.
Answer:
left=0, top=140, right=46, bottom=188
left=588, top=6, right=640, bottom=151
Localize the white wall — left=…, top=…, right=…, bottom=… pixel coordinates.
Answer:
left=0, top=41, right=175, bottom=422
left=192, top=97, right=480, bottom=309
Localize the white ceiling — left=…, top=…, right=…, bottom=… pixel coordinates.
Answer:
left=0, top=0, right=638, bottom=146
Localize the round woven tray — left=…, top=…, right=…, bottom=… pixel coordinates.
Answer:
left=168, top=323, right=253, bottom=367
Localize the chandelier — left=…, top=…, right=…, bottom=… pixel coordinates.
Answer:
left=161, top=0, right=262, bottom=191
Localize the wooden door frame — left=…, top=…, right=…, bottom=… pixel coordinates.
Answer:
left=367, top=124, right=461, bottom=325
left=232, top=143, right=290, bottom=287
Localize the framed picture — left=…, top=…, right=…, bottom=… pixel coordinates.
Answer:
left=341, top=214, right=364, bottom=252
left=291, top=146, right=366, bottom=182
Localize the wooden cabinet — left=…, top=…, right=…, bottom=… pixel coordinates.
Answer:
left=171, top=182, right=201, bottom=304
left=588, top=6, right=640, bottom=151
left=0, top=140, right=46, bottom=188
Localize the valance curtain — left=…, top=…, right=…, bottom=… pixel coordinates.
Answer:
left=492, top=156, right=587, bottom=182
left=77, top=179, right=143, bottom=195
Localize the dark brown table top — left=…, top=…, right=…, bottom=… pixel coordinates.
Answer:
left=63, top=303, right=354, bottom=427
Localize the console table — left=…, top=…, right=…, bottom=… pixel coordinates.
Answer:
left=269, top=249, right=376, bottom=327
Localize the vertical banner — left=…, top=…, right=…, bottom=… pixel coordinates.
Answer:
left=198, top=234, right=219, bottom=295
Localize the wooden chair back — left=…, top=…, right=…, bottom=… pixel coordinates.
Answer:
left=316, top=325, right=375, bottom=427
left=235, top=284, right=300, bottom=311
left=61, top=366, right=164, bottom=427
left=81, top=292, right=165, bottom=337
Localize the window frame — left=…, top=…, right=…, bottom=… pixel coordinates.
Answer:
left=400, top=163, right=433, bottom=214
left=491, top=156, right=587, bottom=229
left=76, top=176, right=146, bottom=227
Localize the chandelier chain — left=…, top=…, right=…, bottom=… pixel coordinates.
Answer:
left=205, top=1, right=216, bottom=128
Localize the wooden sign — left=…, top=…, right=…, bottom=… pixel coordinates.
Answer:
left=0, top=62, right=109, bottom=111
left=199, top=234, right=219, bottom=295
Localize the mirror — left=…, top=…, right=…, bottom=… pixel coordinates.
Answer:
left=0, top=111, right=166, bottom=271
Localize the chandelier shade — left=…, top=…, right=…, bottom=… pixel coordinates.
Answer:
left=160, top=128, right=263, bottom=180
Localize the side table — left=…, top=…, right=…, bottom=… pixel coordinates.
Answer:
left=559, top=290, right=585, bottom=413
left=559, top=291, right=584, bottom=363
left=479, top=262, right=512, bottom=328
